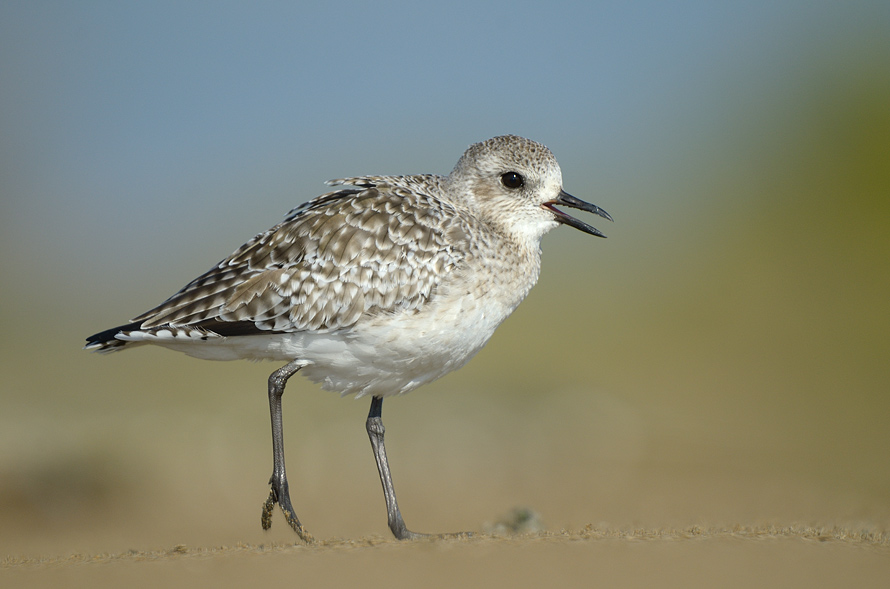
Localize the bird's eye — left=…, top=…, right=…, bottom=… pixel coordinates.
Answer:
left=500, top=172, right=524, bottom=189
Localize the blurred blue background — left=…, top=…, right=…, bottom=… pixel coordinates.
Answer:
left=1, top=0, right=888, bottom=559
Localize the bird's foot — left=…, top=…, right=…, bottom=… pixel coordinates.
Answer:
left=389, top=520, right=472, bottom=541
left=261, top=488, right=314, bottom=543
left=393, top=529, right=474, bottom=541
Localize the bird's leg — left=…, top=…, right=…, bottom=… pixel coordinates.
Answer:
left=366, top=396, right=428, bottom=540
left=261, top=359, right=314, bottom=543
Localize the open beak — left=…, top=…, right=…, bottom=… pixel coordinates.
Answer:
left=543, top=190, right=613, bottom=238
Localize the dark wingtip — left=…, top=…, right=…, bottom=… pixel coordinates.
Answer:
left=85, top=321, right=143, bottom=347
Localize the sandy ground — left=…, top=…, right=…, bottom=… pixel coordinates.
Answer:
left=4, top=527, right=889, bottom=589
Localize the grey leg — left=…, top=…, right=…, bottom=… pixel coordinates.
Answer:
left=366, top=396, right=426, bottom=540
left=261, top=359, right=314, bottom=543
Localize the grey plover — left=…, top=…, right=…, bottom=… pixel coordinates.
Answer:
left=85, top=135, right=612, bottom=541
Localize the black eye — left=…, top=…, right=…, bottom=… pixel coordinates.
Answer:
left=500, top=172, right=524, bottom=189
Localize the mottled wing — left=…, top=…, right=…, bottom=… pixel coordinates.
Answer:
left=130, top=181, right=466, bottom=336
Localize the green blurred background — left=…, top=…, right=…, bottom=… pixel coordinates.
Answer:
left=1, top=1, right=888, bottom=558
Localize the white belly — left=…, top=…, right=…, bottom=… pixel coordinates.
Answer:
left=153, top=287, right=517, bottom=398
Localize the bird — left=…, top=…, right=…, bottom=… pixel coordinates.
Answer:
left=85, top=134, right=612, bottom=542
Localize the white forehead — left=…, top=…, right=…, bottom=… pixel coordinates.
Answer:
left=451, top=135, right=562, bottom=184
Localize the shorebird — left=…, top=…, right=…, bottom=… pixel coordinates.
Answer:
left=85, top=135, right=612, bottom=541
